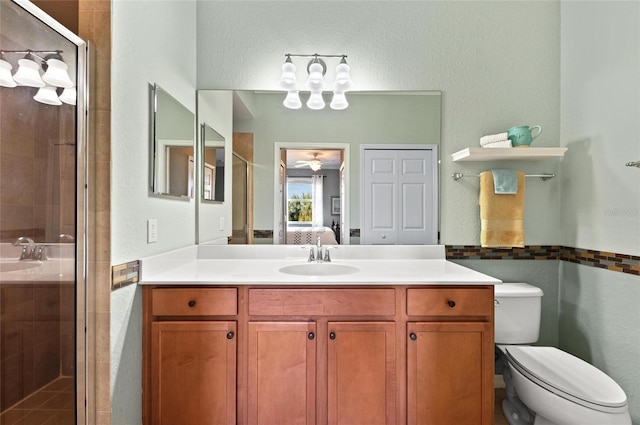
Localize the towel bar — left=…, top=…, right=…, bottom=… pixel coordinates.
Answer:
left=626, top=161, right=640, bottom=168
left=452, top=172, right=556, bottom=181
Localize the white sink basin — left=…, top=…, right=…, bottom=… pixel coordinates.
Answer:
left=0, top=260, right=42, bottom=273
left=279, top=263, right=360, bottom=277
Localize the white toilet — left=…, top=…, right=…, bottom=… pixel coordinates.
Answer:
left=494, top=282, right=631, bottom=425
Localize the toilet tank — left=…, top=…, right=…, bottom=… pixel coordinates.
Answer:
left=494, top=282, right=543, bottom=344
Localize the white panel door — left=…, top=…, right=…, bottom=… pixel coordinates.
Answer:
left=363, top=150, right=399, bottom=244
left=363, top=148, right=437, bottom=244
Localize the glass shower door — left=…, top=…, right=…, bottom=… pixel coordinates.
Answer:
left=0, top=0, right=88, bottom=423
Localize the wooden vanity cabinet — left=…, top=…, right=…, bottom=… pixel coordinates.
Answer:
left=144, top=288, right=238, bottom=425
left=143, top=285, right=493, bottom=425
left=406, top=287, right=494, bottom=425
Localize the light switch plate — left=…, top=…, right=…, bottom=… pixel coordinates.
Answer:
left=147, top=219, right=158, bottom=243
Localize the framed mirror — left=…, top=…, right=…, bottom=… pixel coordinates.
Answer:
left=201, top=123, right=225, bottom=202
left=150, top=83, right=195, bottom=199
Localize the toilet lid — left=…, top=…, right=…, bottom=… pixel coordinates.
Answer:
left=505, top=346, right=627, bottom=411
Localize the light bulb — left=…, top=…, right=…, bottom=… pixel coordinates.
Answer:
left=309, top=160, right=321, bottom=171
left=283, top=91, right=302, bottom=109
left=330, top=92, right=349, bottom=110
left=306, top=62, right=325, bottom=92
left=34, top=85, right=62, bottom=105
left=278, top=58, right=298, bottom=91
left=333, top=61, right=352, bottom=92
left=306, top=91, right=325, bottom=110
left=42, top=58, right=73, bottom=88
left=59, top=86, right=77, bottom=105
left=13, top=57, right=45, bottom=87
left=0, top=58, right=17, bottom=87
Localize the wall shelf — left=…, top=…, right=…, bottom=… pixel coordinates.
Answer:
left=451, top=147, right=567, bottom=162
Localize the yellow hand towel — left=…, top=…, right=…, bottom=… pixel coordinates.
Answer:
left=479, top=171, right=525, bottom=247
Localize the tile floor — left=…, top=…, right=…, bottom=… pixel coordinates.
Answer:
left=1, top=376, right=508, bottom=425
left=0, top=377, right=74, bottom=425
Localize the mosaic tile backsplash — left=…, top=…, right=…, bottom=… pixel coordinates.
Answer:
left=111, top=260, right=139, bottom=290
left=446, top=245, right=640, bottom=276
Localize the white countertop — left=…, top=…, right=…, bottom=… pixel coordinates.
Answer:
left=139, top=245, right=500, bottom=286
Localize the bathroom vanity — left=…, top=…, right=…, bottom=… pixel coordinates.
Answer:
left=140, top=245, right=499, bottom=425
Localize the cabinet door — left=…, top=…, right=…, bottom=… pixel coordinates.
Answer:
left=151, top=321, right=236, bottom=425
left=248, top=322, right=316, bottom=425
left=327, top=322, right=396, bottom=425
left=407, top=322, right=493, bottom=425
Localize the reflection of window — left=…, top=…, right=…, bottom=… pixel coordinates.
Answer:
left=287, top=177, right=313, bottom=223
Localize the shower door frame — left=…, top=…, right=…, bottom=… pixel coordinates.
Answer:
left=11, top=1, right=91, bottom=423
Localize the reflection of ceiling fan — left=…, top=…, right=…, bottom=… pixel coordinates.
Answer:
left=295, top=153, right=322, bottom=171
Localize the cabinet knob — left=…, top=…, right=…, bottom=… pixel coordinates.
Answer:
left=329, top=332, right=336, bottom=340
left=226, top=331, right=234, bottom=340
left=187, top=300, right=196, bottom=308
left=308, top=332, right=315, bottom=340
left=447, top=300, right=456, bottom=308
left=409, top=332, right=417, bottom=341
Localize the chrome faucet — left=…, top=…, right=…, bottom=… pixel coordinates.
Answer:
left=12, top=237, right=36, bottom=260
left=307, top=236, right=331, bottom=263
left=316, top=236, right=322, bottom=262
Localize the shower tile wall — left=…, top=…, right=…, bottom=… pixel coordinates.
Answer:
left=78, top=0, right=113, bottom=423
left=0, top=87, right=76, bottom=242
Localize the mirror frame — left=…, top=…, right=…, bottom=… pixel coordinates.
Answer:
left=149, top=83, right=195, bottom=200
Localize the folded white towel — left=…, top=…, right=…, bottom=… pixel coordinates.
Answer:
left=480, top=132, right=509, bottom=146
left=483, top=140, right=512, bottom=148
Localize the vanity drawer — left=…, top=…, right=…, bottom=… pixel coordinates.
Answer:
left=249, top=288, right=396, bottom=316
left=151, top=288, right=237, bottom=316
left=407, top=287, right=492, bottom=317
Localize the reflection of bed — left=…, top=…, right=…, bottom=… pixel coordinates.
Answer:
left=287, top=226, right=338, bottom=245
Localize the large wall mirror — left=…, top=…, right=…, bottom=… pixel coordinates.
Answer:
left=150, top=83, right=195, bottom=199
left=195, top=90, right=441, bottom=245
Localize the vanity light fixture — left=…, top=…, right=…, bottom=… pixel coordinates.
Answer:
left=278, top=53, right=352, bottom=110
left=0, top=49, right=75, bottom=106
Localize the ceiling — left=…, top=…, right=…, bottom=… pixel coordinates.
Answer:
left=285, top=149, right=342, bottom=170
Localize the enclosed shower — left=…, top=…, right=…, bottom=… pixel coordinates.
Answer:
left=0, top=0, right=87, bottom=423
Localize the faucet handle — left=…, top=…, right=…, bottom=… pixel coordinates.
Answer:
left=18, top=246, right=31, bottom=261
left=36, top=246, right=48, bottom=261
left=308, top=248, right=315, bottom=262
left=323, top=248, right=331, bottom=262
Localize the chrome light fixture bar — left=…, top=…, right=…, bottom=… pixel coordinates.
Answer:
left=278, top=53, right=352, bottom=111
left=0, top=49, right=76, bottom=106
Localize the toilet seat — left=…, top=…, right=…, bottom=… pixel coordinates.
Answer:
left=504, top=346, right=628, bottom=414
